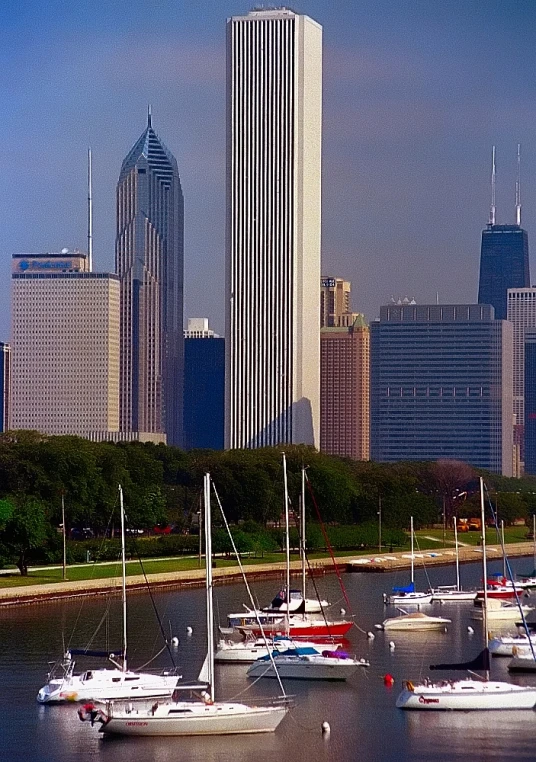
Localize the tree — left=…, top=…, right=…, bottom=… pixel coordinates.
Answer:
left=1, top=497, right=48, bottom=575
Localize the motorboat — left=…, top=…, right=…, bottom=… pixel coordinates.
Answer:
left=381, top=611, right=451, bottom=632
left=38, top=485, right=180, bottom=704
left=489, top=632, right=536, bottom=657
left=508, top=651, right=536, bottom=672
left=396, top=478, right=536, bottom=711
left=247, top=643, right=369, bottom=681
left=471, top=599, right=534, bottom=622
left=384, top=517, right=432, bottom=605
left=80, top=474, right=289, bottom=737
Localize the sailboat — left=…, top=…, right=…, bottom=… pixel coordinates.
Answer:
left=247, top=454, right=368, bottom=682
left=84, top=474, right=289, bottom=736
left=396, top=477, right=536, bottom=711
left=384, top=517, right=432, bottom=605
left=430, top=520, right=477, bottom=602
left=37, top=485, right=180, bottom=704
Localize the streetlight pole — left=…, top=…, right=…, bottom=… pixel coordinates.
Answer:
left=378, top=495, right=382, bottom=553
left=61, top=492, right=67, bottom=581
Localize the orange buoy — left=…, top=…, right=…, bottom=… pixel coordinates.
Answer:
left=383, top=673, right=395, bottom=687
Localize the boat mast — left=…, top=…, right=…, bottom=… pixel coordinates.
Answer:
left=204, top=473, right=215, bottom=703
left=283, top=453, right=290, bottom=637
left=301, top=466, right=306, bottom=604
left=410, top=516, right=414, bottom=585
left=532, top=513, right=536, bottom=569
left=479, top=476, right=489, bottom=680
left=454, top=518, right=460, bottom=592
left=119, top=484, right=127, bottom=673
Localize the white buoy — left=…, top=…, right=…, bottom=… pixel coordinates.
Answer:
left=367, top=631, right=375, bottom=640
left=389, top=641, right=395, bottom=650
left=186, top=626, right=193, bottom=635
left=171, top=637, right=179, bottom=646
left=340, top=608, right=346, bottom=615
left=467, top=626, right=474, bottom=635
left=322, top=721, right=330, bottom=734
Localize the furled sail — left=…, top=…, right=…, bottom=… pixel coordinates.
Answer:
left=430, top=648, right=490, bottom=672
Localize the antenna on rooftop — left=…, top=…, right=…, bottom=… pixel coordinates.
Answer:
left=489, top=146, right=496, bottom=226
left=147, top=104, right=152, bottom=129
left=87, top=148, right=93, bottom=272
left=515, top=143, right=521, bottom=227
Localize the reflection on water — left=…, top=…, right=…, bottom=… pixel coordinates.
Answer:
left=1, top=557, right=536, bottom=761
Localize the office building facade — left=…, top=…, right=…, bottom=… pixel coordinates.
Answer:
left=0, top=343, right=11, bottom=432
left=320, top=315, right=369, bottom=461
left=11, top=252, right=120, bottom=436
left=478, top=224, right=529, bottom=320
left=226, top=8, right=322, bottom=448
left=370, top=304, right=513, bottom=475
left=320, top=277, right=351, bottom=328
left=184, top=319, right=225, bottom=450
left=116, top=113, right=184, bottom=445
left=524, top=328, right=536, bottom=475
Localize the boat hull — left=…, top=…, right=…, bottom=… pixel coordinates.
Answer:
left=37, top=671, right=179, bottom=704
left=431, top=591, right=476, bottom=602
left=489, top=636, right=536, bottom=657
left=385, top=593, right=433, bottom=606
left=247, top=657, right=364, bottom=681
left=100, top=703, right=288, bottom=736
left=508, top=656, right=536, bottom=672
left=382, top=618, right=450, bottom=632
left=244, top=622, right=352, bottom=639
left=396, top=682, right=536, bottom=710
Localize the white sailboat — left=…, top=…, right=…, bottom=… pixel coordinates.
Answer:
left=247, top=454, right=368, bottom=682
left=430, top=521, right=476, bottom=602
left=396, top=477, right=536, bottom=711
left=85, top=474, right=289, bottom=737
left=37, top=485, right=180, bottom=704
left=384, top=517, right=432, bottom=606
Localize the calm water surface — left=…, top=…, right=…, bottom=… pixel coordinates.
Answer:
left=2, top=556, right=536, bottom=762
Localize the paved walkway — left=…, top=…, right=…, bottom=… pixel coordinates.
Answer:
left=1, top=543, right=534, bottom=607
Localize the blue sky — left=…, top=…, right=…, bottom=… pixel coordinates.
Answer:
left=1, top=0, right=535, bottom=337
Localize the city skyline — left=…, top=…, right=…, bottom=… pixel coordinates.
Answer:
left=1, top=1, right=535, bottom=341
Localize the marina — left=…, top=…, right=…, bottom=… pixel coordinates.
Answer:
left=3, top=554, right=536, bottom=761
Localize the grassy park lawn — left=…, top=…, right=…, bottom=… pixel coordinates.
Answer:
left=0, top=527, right=531, bottom=589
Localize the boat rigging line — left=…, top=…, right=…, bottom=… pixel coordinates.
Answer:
left=305, top=475, right=367, bottom=636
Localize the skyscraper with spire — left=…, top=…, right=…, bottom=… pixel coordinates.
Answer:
left=478, top=146, right=529, bottom=320
left=116, top=111, right=184, bottom=445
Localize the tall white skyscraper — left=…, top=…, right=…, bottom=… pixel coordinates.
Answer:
left=226, top=8, right=322, bottom=449
left=507, top=289, right=536, bottom=425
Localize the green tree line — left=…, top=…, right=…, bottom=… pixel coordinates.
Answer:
left=0, top=431, right=535, bottom=573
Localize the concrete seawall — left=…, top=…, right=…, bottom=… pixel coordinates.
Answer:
left=0, top=543, right=534, bottom=607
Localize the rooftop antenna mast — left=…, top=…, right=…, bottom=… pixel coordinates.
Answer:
left=515, top=143, right=521, bottom=227
left=87, top=148, right=93, bottom=272
left=489, top=145, right=496, bottom=226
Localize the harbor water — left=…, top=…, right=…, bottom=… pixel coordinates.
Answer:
left=2, top=555, right=536, bottom=761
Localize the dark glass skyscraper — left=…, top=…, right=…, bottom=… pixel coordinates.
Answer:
left=370, top=304, right=513, bottom=475
left=116, top=113, right=184, bottom=445
left=478, top=224, right=529, bottom=320
left=184, top=336, right=225, bottom=450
